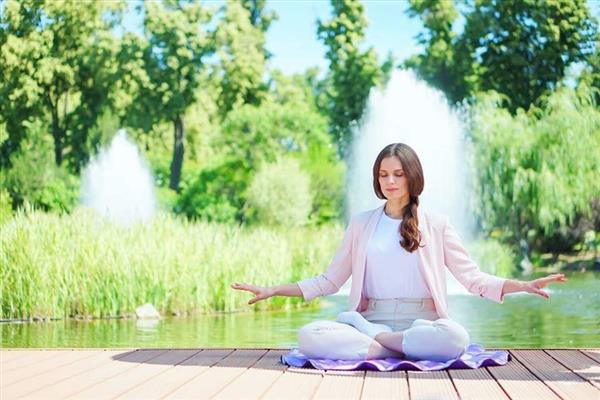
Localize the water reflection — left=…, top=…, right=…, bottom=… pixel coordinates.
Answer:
left=2, top=271, right=598, bottom=348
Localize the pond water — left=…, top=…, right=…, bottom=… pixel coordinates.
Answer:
left=2, top=271, right=599, bottom=349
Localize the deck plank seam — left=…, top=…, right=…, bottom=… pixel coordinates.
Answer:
left=113, top=349, right=204, bottom=399
left=308, top=368, right=333, bottom=400
left=15, top=349, right=146, bottom=399
left=445, top=369, right=462, bottom=400
left=543, top=349, right=600, bottom=393
left=578, top=349, right=600, bottom=365
left=357, top=369, right=367, bottom=400
left=63, top=349, right=171, bottom=400
left=509, top=350, right=570, bottom=400
left=253, top=351, right=290, bottom=400
left=206, top=349, right=270, bottom=400
left=484, top=366, right=513, bottom=400
left=159, top=349, right=235, bottom=400
left=3, top=350, right=102, bottom=387
left=406, top=368, right=412, bottom=400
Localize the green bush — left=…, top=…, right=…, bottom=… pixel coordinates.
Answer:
left=299, top=144, right=345, bottom=224
left=220, top=101, right=330, bottom=170
left=469, top=87, right=600, bottom=254
left=467, top=238, right=517, bottom=278
left=246, top=157, right=313, bottom=226
left=3, top=120, right=80, bottom=213
left=176, top=159, right=251, bottom=223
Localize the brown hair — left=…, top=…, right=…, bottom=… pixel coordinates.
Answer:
left=372, top=143, right=424, bottom=252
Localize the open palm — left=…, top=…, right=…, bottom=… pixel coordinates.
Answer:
left=522, top=273, right=567, bottom=299
left=230, top=282, right=273, bottom=305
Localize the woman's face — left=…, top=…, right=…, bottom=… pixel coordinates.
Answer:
left=378, top=156, right=409, bottom=201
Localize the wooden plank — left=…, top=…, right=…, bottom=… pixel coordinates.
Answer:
left=361, top=370, right=409, bottom=400
left=449, top=368, right=509, bottom=400
left=3, top=348, right=599, bottom=400
left=211, top=350, right=287, bottom=399
left=582, top=349, right=600, bottom=364
left=17, top=350, right=166, bottom=399
left=311, top=370, right=365, bottom=400
left=118, top=349, right=232, bottom=400
left=0, top=350, right=32, bottom=363
left=546, top=350, right=600, bottom=390
left=1, top=350, right=98, bottom=386
left=163, top=349, right=267, bottom=399
left=0, top=350, right=63, bottom=372
left=487, top=351, right=562, bottom=400
left=261, top=367, right=323, bottom=400
left=513, top=350, right=600, bottom=400
left=69, top=349, right=200, bottom=399
left=408, top=370, right=459, bottom=400
left=2, top=350, right=138, bottom=399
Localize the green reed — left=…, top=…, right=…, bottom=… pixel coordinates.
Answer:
left=0, top=209, right=343, bottom=320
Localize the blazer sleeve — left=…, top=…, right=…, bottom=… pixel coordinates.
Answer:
left=443, top=218, right=507, bottom=303
left=296, top=216, right=355, bottom=302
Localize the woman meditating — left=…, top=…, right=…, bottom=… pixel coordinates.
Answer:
left=231, top=143, right=566, bottom=362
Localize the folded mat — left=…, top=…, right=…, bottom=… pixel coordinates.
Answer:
left=281, top=343, right=510, bottom=371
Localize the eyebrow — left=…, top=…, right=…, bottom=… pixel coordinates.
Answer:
left=379, top=169, right=404, bottom=172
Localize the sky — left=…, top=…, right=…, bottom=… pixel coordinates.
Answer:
left=122, top=0, right=600, bottom=76
left=121, top=0, right=434, bottom=76
left=263, top=0, right=423, bottom=75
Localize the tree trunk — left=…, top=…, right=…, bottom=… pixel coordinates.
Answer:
left=51, top=107, right=63, bottom=166
left=169, top=115, right=185, bottom=192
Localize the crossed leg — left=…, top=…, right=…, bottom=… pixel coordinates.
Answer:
left=298, top=313, right=470, bottom=362
left=297, top=320, right=404, bottom=360
left=353, top=313, right=470, bottom=362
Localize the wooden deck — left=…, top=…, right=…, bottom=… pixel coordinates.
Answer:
left=1, top=348, right=599, bottom=399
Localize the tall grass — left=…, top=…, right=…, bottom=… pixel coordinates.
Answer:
left=0, top=209, right=343, bottom=319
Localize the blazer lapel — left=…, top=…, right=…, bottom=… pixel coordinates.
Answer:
left=415, top=208, right=437, bottom=297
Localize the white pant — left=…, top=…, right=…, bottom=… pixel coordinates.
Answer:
left=298, top=297, right=470, bottom=362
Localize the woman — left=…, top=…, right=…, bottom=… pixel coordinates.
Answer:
left=231, top=143, right=566, bottom=362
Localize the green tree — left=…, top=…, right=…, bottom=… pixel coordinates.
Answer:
left=0, top=0, right=125, bottom=169
left=240, top=0, right=276, bottom=33
left=135, top=0, right=215, bottom=191
left=404, top=0, right=469, bottom=102
left=407, top=0, right=598, bottom=111
left=215, top=0, right=268, bottom=118
left=219, top=101, right=330, bottom=171
left=578, top=40, right=600, bottom=105
left=317, top=0, right=381, bottom=157
left=469, top=87, right=600, bottom=256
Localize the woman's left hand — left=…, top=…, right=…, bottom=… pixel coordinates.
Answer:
left=521, top=273, right=568, bottom=299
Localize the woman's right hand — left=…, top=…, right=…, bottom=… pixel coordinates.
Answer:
left=230, top=282, right=274, bottom=305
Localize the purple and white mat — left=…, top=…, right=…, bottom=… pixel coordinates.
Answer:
left=281, top=343, right=510, bottom=371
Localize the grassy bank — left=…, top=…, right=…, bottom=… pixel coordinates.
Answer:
left=1, top=208, right=522, bottom=320
left=0, top=209, right=343, bottom=320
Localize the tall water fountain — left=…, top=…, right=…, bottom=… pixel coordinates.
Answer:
left=344, top=69, right=473, bottom=295
left=80, top=129, right=157, bottom=226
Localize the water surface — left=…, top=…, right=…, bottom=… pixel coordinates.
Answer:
left=2, top=271, right=598, bottom=348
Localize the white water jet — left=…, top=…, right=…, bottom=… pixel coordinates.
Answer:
left=342, top=69, right=474, bottom=296
left=80, top=129, right=157, bottom=226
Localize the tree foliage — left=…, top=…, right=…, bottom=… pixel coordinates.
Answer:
left=317, top=0, right=381, bottom=157
left=0, top=0, right=125, bottom=169
left=469, top=86, right=600, bottom=254
left=407, top=0, right=598, bottom=112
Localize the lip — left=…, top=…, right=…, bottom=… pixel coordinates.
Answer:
left=385, top=188, right=398, bottom=191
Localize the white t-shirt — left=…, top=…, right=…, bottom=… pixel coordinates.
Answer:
left=363, top=212, right=432, bottom=299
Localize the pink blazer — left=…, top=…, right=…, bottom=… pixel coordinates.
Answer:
left=297, top=204, right=506, bottom=319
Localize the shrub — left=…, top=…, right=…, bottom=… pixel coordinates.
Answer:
left=246, top=157, right=312, bottom=226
